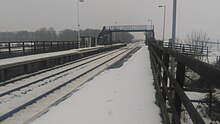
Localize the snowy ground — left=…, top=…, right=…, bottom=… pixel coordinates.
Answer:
left=0, top=44, right=111, bottom=67
left=184, top=43, right=220, bottom=123
left=31, top=45, right=162, bottom=124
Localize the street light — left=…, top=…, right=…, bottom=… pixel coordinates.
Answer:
left=172, top=0, right=177, bottom=49
left=158, top=5, right=166, bottom=42
left=114, top=22, right=117, bottom=43
left=77, top=0, right=84, bottom=48
left=171, top=0, right=177, bottom=74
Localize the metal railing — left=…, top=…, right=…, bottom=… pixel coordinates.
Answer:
left=0, top=40, right=97, bottom=59
left=148, top=41, right=220, bottom=124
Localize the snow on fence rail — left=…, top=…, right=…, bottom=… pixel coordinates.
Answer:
left=0, top=40, right=97, bottom=59
left=149, top=41, right=220, bottom=124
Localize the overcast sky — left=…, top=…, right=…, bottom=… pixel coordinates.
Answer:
left=0, top=0, right=220, bottom=40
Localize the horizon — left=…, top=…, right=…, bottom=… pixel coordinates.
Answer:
left=0, top=0, right=220, bottom=40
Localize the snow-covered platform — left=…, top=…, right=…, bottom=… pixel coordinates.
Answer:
left=31, top=45, right=162, bottom=124
left=0, top=44, right=123, bottom=69
left=0, top=44, right=125, bottom=82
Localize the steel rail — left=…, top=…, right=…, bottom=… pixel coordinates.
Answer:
left=0, top=51, right=105, bottom=86
left=0, top=45, right=125, bottom=86
left=0, top=48, right=124, bottom=97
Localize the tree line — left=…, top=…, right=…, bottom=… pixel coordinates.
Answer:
left=0, top=27, right=134, bottom=42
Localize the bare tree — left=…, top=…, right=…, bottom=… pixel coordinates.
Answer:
left=185, top=31, right=210, bottom=62
left=185, top=31, right=210, bottom=47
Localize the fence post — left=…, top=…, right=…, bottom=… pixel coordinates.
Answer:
left=68, top=41, right=70, bottom=49
left=162, top=53, right=170, bottom=101
left=173, top=61, right=185, bottom=122
left=77, top=41, right=79, bottom=49
left=156, top=41, right=163, bottom=86
left=43, top=41, right=45, bottom=52
left=22, top=42, right=25, bottom=55
left=36, top=41, right=39, bottom=53
left=72, top=41, right=74, bottom=49
left=34, top=42, right=36, bottom=53
left=8, top=42, right=11, bottom=56
left=50, top=41, right=53, bottom=51
left=30, top=41, right=33, bottom=53
left=57, top=41, right=59, bottom=50
left=63, top=41, right=65, bottom=50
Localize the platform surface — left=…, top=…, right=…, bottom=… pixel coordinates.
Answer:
left=0, top=46, right=106, bottom=69
left=31, top=45, right=162, bottom=124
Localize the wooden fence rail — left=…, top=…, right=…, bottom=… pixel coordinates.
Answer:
left=149, top=41, right=220, bottom=124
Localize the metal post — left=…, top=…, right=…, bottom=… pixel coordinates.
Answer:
left=63, top=41, right=65, bottom=50
left=72, top=41, right=74, bottom=48
left=50, top=41, right=53, bottom=51
left=77, top=0, right=84, bottom=48
left=34, top=42, right=36, bottom=53
left=171, top=0, right=177, bottom=75
left=36, top=41, right=38, bottom=52
left=114, top=22, right=117, bottom=44
left=77, top=0, right=80, bottom=48
left=172, top=0, right=177, bottom=48
left=158, top=5, right=166, bottom=42
left=163, top=6, right=166, bottom=41
left=22, top=42, right=25, bottom=55
left=43, top=41, right=45, bottom=52
left=57, top=41, right=59, bottom=50
left=8, top=42, right=11, bottom=56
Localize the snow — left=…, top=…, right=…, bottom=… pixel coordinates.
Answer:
left=0, top=45, right=108, bottom=69
left=31, top=46, right=162, bottom=124
left=0, top=49, right=128, bottom=116
left=207, top=43, right=220, bottom=64
left=208, top=50, right=220, bottom=64
left=0, top=49, right=76, bottom=68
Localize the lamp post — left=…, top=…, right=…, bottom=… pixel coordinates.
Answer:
left=158, top=5, right=166, bottom=42
left=77, top=0, right=84, bottom=48
left=172, top=0, right=177, bottom=49
left=114, top=22, right=117, bottom=43
left=171, top=0, right=177, bottom=75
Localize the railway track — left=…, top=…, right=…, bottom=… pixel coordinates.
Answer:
left=0, top=49, right=116, bottom=87
left=0, top=49, right=123, bottom=96
left=0, top=43, right=141, bottom=124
